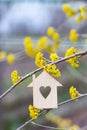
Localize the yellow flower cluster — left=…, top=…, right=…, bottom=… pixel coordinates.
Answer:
left=38, top=37, right=60, bottom=54
left=47, top=27, right=60, bottom=42
left=62, top=4, right=87, bottom=23
left=37, top=36, right=49, bottom=50
left=75, top=6, right=87, bottom=23
left=35, top=52, right=46, bottom=67
left=45, top=42, right=60, bottom=53
left=11, top=70, right=20, bottom=84
left=69, top=29, right=78, bottom=43
left=24, top=37, right=38, bottom=57
left=35, top=52, right=61, bottom=77
left=75, top=14, right=86, bottom=23
left=62, top=4, right=77, bottom=18
left=44, top=64, right=61, bottom=78
left=46, top=113, right=72, bottom=128
left=46, top=27, right=60, bottom=53
left=24, top=35, right=60, bottom=57
left=69, top=86, right=79, bottom=100
left=47, top=27, right=54, bottom=37
left=0, top=51, right=6, bottom=60
left=28, top=105, right=40, bottom=119
left=65, top=47, right=79, bottom=67
left=7, top=53, right=15, bottom=64
left=50, top=53, right=59, bottom=61
left=69, top=125, right=79, bottom=130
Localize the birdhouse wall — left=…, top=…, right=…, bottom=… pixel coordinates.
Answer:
left=33, top=84, right=58, bottom=109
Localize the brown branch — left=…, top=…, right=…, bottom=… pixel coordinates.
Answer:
left=16, top=93, right=87, bottom=130
left=31, top=121, right=66, bottom=130
left=0, top=50, right=87, bottom=100
left=16, top=110, right=47, bottom=130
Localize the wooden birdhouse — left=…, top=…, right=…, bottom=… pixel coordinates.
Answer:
left=28, top=71, right=62, bottom=109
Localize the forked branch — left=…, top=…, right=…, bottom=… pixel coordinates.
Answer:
left=0, top=50, right=87, bottom=100
left=16, top=93, right=87, bottom=130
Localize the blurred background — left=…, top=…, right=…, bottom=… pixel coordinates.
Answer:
left=0, top=0, right=87, bottom=130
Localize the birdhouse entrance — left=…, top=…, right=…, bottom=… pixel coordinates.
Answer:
left=39, top=86, right=51, bottom=99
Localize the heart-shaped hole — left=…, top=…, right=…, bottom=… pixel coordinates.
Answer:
left=39, top=86, right=51, bottom=98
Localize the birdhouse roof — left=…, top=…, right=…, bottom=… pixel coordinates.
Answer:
left=28, top=71, right=62, bottom=87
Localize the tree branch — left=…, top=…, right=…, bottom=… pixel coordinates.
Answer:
left=16, top=93, right=87, bottom=130
left=31, top=121, right=66, bottom=130
left=16, top=110, right=47, bottom=130
left=0, top=50, right=87, bottom=100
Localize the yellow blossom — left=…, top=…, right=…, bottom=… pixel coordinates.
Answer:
left=24, top=37, right=33, bottom=51
left=46, top=113, right=72, bottom=128
left=24, top=37, right=39, bottom=57
left=81, top=13, right=87, bottom=20
left=53, top=41, right=61, bottom=49
left=62, top=4, right=77, bottom=18
left=11, top=70, right=20, bottom=84
left=26, top=47, right=38, bottom=57
left=52, top=32, right=60, bottom=41
left=24, top=37, right=32, bottom=46
left=45, top=41, right=60, bottom=53
left=66, top=10, right=77, bottom=18
left=47, top=27, right=55, bottom=37
left=65, top=47, right=79, bottom=67
left=44, top=64, right=61, bottom=78
left=69, top=86, right=79, bottom=101
left=75, top=15, right=83, bottom=23
left=75, top=14, right=86, bottom=23
left=28, top=105, right=40, bottom=119
left=50, top=53, right=59, bottom=61
left=80, top=6, right=86, bottom=14
left=69, top=125, right=79, bottom=130
left=69, top=29, right=78, bottom=43
left=35, top=52, right=46, bottom=67
left=7, top=53, right=15, bottom=64
left=45, top=44, right=56, bottom=53
left=62, top=4, right=71, bottom=12
left=44, top=64, right=56, bottom=73
left=0, top=51, right=6, bottom=60
left=52, top=69, right=61, bottom=77
left=75, top=6, right=86, bottom=23
left=37, top=36, right=49, bottom=50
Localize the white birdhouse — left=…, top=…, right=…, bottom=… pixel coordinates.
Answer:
left=28, top=71, right=62, bottom=109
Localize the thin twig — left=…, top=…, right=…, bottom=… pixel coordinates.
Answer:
left=16, top=110, right=47, bottom=130
left=57, top=5, right=81, bottom=33
left=16, top=93, right=87, bottom=130
left=31, top=121, right=66, bottom=130
left=58, top=93, right=87, bottom=107
left=43, top=57, right=51, bottom=63
left=0, top=50, right=87, bottom=100
left=0, top=67, right=42, bottom=100
left=78, top=34, right=87, bottom=38
left=38, top=120, right=83, bottom=130
left=17, top=118, right=33, bottom=130
left=43, top=57, right=63, bottom=63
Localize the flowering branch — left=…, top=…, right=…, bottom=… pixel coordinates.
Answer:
left=0, top=50, right=87, bottom=100
left=16, top=93, right=87, bottom=130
